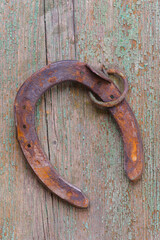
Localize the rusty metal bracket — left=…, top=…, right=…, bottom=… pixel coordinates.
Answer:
left=88, top=66, right=128, bottom=107
left=14, top=60, right=144, bottom=208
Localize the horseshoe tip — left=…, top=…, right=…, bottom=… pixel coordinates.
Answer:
left=82, top=196, right=90, bottom=208
left=126, top=160, right=143, bottom=182
left=75, top=193, right=89, bottom=208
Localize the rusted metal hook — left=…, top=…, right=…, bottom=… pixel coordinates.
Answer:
left=14, top=60, right=144, bottom=208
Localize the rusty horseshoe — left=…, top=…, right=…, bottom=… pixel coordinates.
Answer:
left=14, top=60, right=144, bottom=208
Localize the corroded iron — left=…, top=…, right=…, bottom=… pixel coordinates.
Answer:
left=88, top=66, right=128, bottom=107
left=14, top=60, right=144, bottom=208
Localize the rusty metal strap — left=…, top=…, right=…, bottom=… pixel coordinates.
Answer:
left=88, top=66, right=128, bottom=108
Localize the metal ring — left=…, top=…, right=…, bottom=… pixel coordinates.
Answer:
left=89, top=68, right=128, bottom=108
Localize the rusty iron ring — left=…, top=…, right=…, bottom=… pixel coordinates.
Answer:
left=89, top=68, right=128, bottom=107
left=14, top=60, right=144, bottom=208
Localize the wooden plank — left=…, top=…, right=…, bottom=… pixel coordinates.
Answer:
left=0, top=0, right=47, bottom=239
left=73, top=1, right=160, bottom=239
left=0, top=0, right=159, bottom=239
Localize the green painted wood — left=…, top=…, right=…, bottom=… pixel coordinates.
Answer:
left=0, top=0, right=159, bottom=239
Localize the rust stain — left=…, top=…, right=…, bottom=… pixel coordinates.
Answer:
left=48, top=76, right=57, bottom=83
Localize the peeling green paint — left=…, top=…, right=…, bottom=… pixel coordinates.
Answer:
left=0, top=0, right=159, bottom=239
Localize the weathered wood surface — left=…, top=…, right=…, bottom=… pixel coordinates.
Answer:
left=0, top=0, right=159, bottom=239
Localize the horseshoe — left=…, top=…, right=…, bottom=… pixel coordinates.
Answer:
left=14, top=60, right=144, bottom=208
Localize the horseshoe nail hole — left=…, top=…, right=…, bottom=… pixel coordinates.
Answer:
left=23, top=124, right=26, bottom=129
left=27, top=144, right=31, bottom=148
left=110, top=95, right=114, bottom=99
left=22, top=105, right=26, bottom=109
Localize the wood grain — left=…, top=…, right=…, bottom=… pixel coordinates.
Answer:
left=0, top=0, right=159, bottom=239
